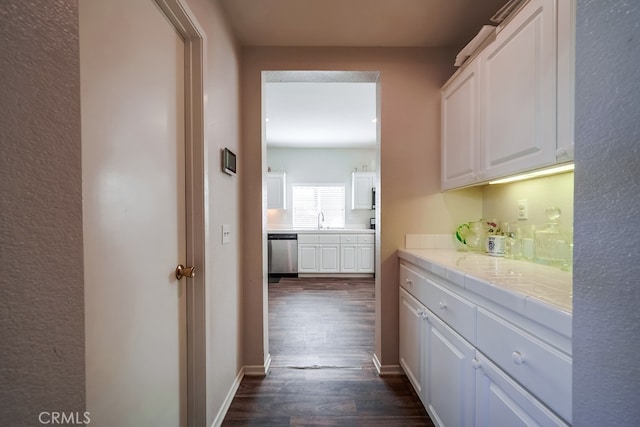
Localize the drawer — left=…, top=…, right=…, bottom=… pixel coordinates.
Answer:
left=423, top=278, right=476, bottom=343
left=477, top=307, right=572, bottom=422
left=318, top=234, right=340, bottom=244
left=399, top=263, right=427, bottom=302
left=340, top=234, right=358, bottom=244
left=298, top=234, right=318, bottom=244
left=357, top=234, right=374, bottom=244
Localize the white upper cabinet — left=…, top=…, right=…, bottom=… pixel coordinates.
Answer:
left=481, top=0, right=557, bottom=180
left=352, top=172, right=375, bottom=210
left=556, top=0, right=576, bottom=163
left=441, top=0, right=574, bottom=190
left=442, top=59, right=481, bottom=190
left=266, top=172, right=286, bottom=209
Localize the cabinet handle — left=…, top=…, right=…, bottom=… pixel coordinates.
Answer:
left=405, top=278, right=412, bottom=286
left=439, top=301, right=447, bottom=310
left=471, top=358, right=481, bottom=370
left=512, top=351, right=525, bottom=365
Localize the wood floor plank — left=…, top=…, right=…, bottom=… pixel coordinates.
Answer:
left=222, top=277, right=434, bottom=426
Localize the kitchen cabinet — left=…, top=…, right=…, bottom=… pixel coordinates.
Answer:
left=426, top=306, right=476, bottom=427
left=398, top=255, right=572, bottom=426
left=351, top=172, right=375, bottom=210
left=297, top=232, right=374, bottom=274
left=441, top=0, right=575, bottom=190
left=441, top=58, right=481, bottom=190
left=318, top=235, right=340, bottom=273
left=481, top=0, right=557, bottom=180
left=266, top=172, right=286, bottom=209
left=298, top=236, right=319, bottom=273
left=399, top=285, right=475, bottom=427
left=340, top=234, right=374, bottom=273
left=297, top=233, right=340, bottom=274
left=475, top=353, right=568, bottom=427
left=399, top=287, right=427, bottom=404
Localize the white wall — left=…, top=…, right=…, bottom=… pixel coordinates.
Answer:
left=267, top=147, right=376, bottom=229
left=181, top=0, right=243, bottom=424
left=573, top=1, right=640, bottom=424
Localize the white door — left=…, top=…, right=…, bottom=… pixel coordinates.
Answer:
left=481, top=0, right=557, bottom=179
left=441, top=59, right=480, bottom=190
left=399, top=289, right=426, bottom=405
left=80, top=0, right=187, bottom=425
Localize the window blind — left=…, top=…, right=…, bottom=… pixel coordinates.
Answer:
left=292, top=185, right=345, bottom=229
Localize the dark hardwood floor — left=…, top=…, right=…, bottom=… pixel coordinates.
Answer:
left=222, top=277, right=434, bottom=426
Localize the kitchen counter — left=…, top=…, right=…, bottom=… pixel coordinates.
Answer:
left=268, top=228, right=375, bottom=234
left=397, top=248, right=572, bottom=341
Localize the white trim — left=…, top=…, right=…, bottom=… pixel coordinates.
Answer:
left=372, top=353, right=404, bottom=376
left=243, top=353, right=272, bottom=376
left=210, top=368, right=244, bottom=427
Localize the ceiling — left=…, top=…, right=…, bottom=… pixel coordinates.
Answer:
left=218, top=0, right=508, bottom=148
left=218, top=0, right=507, bottom=48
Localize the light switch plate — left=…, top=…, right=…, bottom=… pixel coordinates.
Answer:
left=222, top=224, right=231, bottom=244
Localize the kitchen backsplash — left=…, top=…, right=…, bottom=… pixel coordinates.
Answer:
left=482, top=171, right=574, bottom=230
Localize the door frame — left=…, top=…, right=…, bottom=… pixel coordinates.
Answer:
left=153, top=1, right=206, bottom=425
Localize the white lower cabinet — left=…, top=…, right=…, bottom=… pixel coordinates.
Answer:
left=399, top=288, right=475, bottom=427
left=298, top=233, right=374, bottom=274
left=399, top=259, right=571, bottom=426
left=298, top=243, right=319, bottom=273
left=426, top=307, right=476, bottom=427
left=399, top=288, right=426, bottom=402
left=475, top=353, right=568, bottom=427
left=318, top=242, right=340, bottom=273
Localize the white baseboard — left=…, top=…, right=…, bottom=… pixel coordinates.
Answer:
left=243, top=353, right=272, bottom=376
left=372, top=353, right=404, bottom=376
left=211, top=367, right=244, bottom=427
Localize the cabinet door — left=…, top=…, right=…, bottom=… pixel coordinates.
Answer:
left=340, top=244, right=357, bottom=272
left=298, top=244, right=318, bottom=273
left=352, top=172, right=375, bottom=209
left=441, top=58, right=480, bottom=190
left=425, top=311, right=476, bottom=427
left=318, top=243, right=340, bottom=272
left=266, top=172, right=286, bottom=209
left=481, top=0, right=557, bottom=179
left=475, top=353, right=568, bottom=427
left=556, top=0, right=576, bottom=163
left=356, top=244, right=375, bottom=273
left=399, top=288, right=427, bottom=405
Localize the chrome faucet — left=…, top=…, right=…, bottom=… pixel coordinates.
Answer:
left=317, top=211, right=325, bottom=229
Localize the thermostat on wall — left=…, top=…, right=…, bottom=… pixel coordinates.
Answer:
left=222, top=148, right=236, bottom=175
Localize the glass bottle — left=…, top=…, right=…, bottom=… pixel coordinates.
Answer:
left=534, top=207, right=563, bottom=267
left=465, top=220, right=485, bottom=252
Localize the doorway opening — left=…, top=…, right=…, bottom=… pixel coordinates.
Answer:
left=262, top=70, right=381, bottom=371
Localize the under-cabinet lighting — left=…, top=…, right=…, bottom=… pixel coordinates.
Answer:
left=488, top=163, right=574, bottom=185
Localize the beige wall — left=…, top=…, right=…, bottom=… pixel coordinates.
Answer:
left=182, top=0, right=243, bottom=424
left=241, top=47, right=483, bottom=369
left=1, top=0, right=85, bottom=423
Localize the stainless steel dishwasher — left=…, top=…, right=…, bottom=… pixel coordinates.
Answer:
left=268, top=233, right=298, bottom=277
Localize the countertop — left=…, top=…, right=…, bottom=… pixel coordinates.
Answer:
left=268, top=228, right=375, bottom=234
left=397, top=248, right=572, bottom=339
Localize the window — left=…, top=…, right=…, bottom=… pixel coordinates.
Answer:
left=292, top=185, right=345, bottom=229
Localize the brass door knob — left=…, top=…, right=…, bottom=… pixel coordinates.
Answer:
left=175, top=264, right=196, bottom=280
